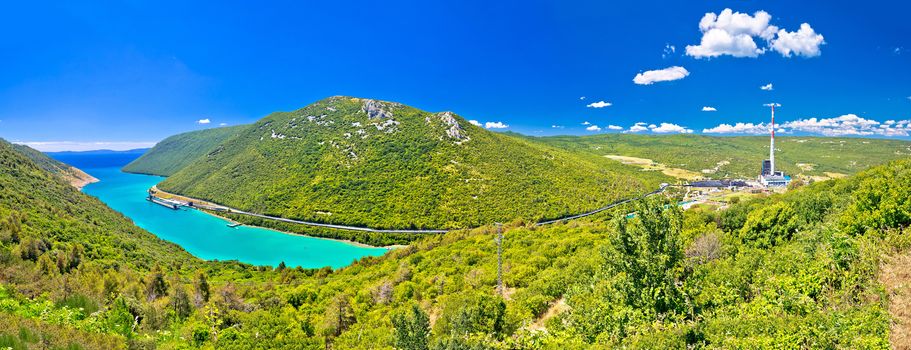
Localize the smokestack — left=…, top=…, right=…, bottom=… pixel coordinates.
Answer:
left=770, top=104, right=775, bottom=175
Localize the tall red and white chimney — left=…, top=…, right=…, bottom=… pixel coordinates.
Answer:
left=770, top=104, right=775, bottom=175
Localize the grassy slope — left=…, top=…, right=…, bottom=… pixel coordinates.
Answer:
left=122, top=125, right=247, bottom=176
left=159, top=96, right=667, bottom=229
left=0, top=140, right=201, bottom=277
left=323, top=157, right=911, bottom=348
left=531, top=133, right=911, bottom=179
left=2, top=134, right=910, bottom=348
left=11, top=143, right=98, bottom=188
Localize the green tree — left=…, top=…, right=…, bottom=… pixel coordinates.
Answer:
left=841, top=159, right=911, bottom=234
left=170, top=285, right=193, bottom=320
left=605, top=197, right=685, bottom=314
left=145, top=265, right=169, bottom=301
left=738, top=201, right=798, bottom=248
left=105, top=296, right=136, bottom=338
left=321, top=294, right=356, bottom=340
left=37, top=253, right=57, bottom=275
left=437, top=294, right=508, bottom=340
left=287, top=286, right=316, bottom=310
left=392, top=304, right=431, bottom=350
left=67, top=243, right=83, bottom=272
left=195, top=271, right=210, bottom=305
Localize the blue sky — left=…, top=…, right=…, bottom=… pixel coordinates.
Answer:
left=1, top=1, right=909, bottom=151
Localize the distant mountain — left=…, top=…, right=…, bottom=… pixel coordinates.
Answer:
left=46, top=148, right=150, bottom=155
left=158, top=96, right=664, bottom=229
left=123, top=126, right=247, bottom=176
left=11, top=143, right=98, bottom=189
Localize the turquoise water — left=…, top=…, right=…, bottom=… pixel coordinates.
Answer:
left=81, top=167, right=389, bottom=268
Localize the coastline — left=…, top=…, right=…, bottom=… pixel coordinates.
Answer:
left=151, top=185, right=407, bottom=250
left=69, top=170, right=99, bottom=190
left=71, top=176, right=100, bottom=190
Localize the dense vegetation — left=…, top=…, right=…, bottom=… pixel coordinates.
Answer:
left=532, top=133, right=911, bottom=180
left=11, top=143, right=97, bottom=188
left=123, top=125, right=247, bottom=177
left=2, top=135, right=910, bottom=348
left=158, top=96, right=666, bottom=229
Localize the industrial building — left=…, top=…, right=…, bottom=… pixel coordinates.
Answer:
left=759, top=103, right=791, bottom=187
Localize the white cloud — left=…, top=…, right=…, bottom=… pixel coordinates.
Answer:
left=633, top=66, right=690, bottom=85
left=907, top=96, right=911, bottom=101
left=197, top=118, right=211, bottom=124
left=582, top=121, right=591, bottom=125
left=662, top=44, right=676, bottom=58
left=686, top=27, right=765, bottom=58
left=586, top=125, right=602, bottom=131
left=13, top=141, right=158, bottom=152
left=219, top=122, right=228, bottom=126
left=607, top=125, right=623, bottom=130
left=704, top=114, right=910, bottom=137
left=586, top=100, right=612, bottom=108
left=770, top=23, right=825, bottom=57
left=621, top=122, right=694, bottom=134
left=703, top=122, right=769, bottom=134
left=781, top=114, right=901, bottom=136
left=650, top=123, right=694, bottom=134
left=685, top=8, right=824, bottom=59
left=551, top=125, right=564, bottom=129
left=627, top=123, right=649, bottom=133
left=702, top=106, right=717, bottom=112
left=468, top=120, right=482, bottom=127
left=686, top=9, right=773, bottom=58
left=760, top=83, right=773, bottom=91
left=485, top=121, right=508, bottom=129
left=579, top=96, right=586, bottom=100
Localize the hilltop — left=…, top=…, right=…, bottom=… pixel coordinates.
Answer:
left=123, top=125, right=247, bottom=176
left=11, top=143, right=98, bottom=189
left=157, top=96, right=665, bottom=229
left=532, top=133, right=911, bottom=180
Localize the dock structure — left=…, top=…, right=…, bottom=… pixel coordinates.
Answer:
left=147, top=195, right=182, bottom=210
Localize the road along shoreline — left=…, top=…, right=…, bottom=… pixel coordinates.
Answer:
left=149, top=184, right=669, bottom=235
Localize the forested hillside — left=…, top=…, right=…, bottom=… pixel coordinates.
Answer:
left=123, top=125, right=247, bottom=176
left=3, top=135, right=911, bottom=348
left=11, top=143, right=98, bottom=189
left=158, top=96, right=666, bottom=229
left=532, top=133, right=911, bottom=180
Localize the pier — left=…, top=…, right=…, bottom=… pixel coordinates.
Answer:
left=147, top=195, right=182, bottom=210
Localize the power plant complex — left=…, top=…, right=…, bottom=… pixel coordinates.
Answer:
left=759, top=103, right=791, bottom=187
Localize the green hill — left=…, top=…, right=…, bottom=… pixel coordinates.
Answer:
left=0, top=140, right=202, bottom=274
left=5, top=133, right=911, bottom=348
left=11, top=143, right=98, bottom=189
left=158, top=96, right=666, bottom=229
left=122, top=125, right=247, bottom=176
left=532, top=133, right=911, bottom=180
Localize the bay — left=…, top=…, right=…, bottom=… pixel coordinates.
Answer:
left=61, top=152, right=389, bottom=269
